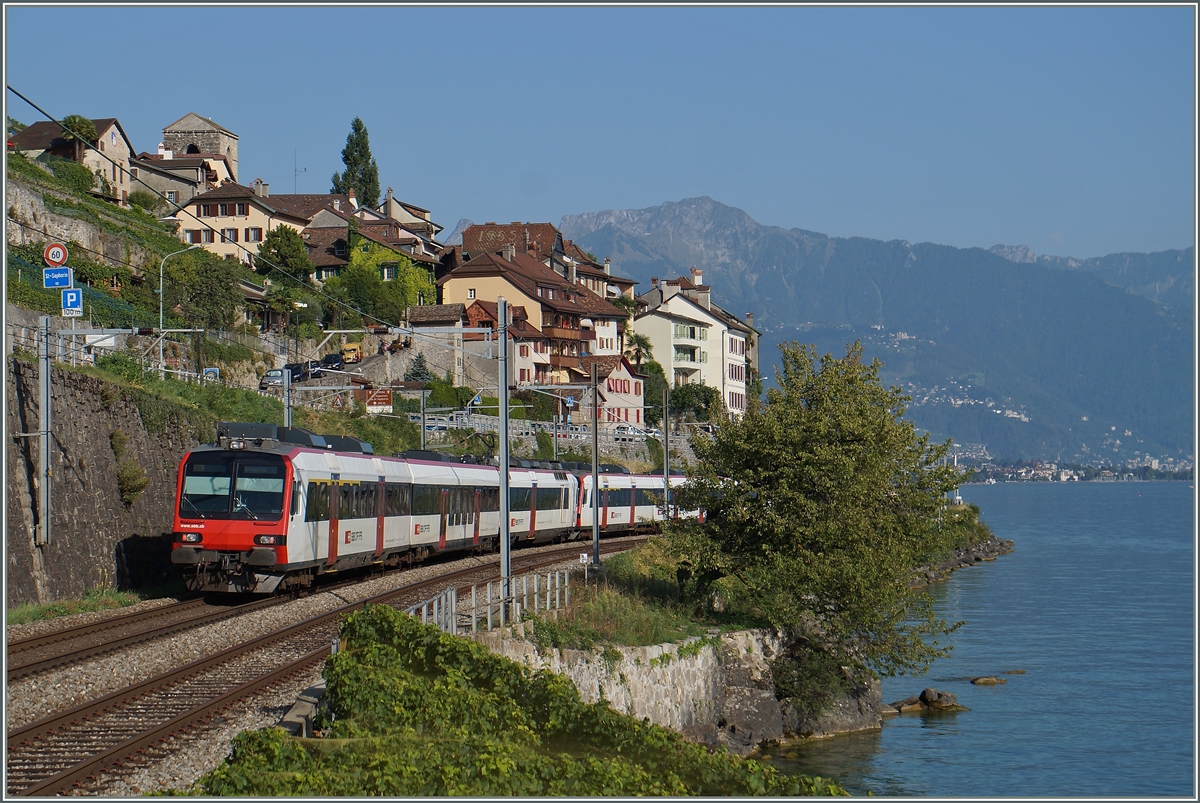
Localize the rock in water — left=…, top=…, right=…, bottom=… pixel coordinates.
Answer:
left=972, top=676, right=1006, bottom=685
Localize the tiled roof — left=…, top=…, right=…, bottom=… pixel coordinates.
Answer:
left=410, top=303, right=465, bottom=325
left=267, top=193, right=355, bottom=221
left=462, top=222, right=562, bottom=260
left=10, top=117, right=127, bottom=152
left=441, top=251, right=626, bottom=321
left=302, top=228, right=349, bottom=268
left=465, top=300, right=541, bottom=339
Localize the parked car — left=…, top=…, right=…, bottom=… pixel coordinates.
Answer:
left=259, top=368, right=284, bottom=390
left=320, top=353, right=345, bottom=371
left=613, top=424, right=644, bottom=442
left=283, top=362, right=309, bottom=382
left=342, top=343, right=363, bottom=364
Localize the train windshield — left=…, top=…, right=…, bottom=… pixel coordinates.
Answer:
left=179, top=453, right=286, bottom=520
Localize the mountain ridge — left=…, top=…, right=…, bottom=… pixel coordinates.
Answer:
left=560, top=197, right=1194, bottom=462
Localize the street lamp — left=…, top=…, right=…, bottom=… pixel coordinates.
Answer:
left=159, top=244, right=202, bottom=379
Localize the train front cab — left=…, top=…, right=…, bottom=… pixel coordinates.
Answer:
left=171, top=446, right=294, bottom=593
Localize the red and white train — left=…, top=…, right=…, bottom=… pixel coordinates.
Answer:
left=171, top=423, right=690, bottom=593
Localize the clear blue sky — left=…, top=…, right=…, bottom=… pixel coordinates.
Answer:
left=5, top=5, right=1195, bottom=259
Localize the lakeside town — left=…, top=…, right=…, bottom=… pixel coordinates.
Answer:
left=7, top=112, right=757, bottom=435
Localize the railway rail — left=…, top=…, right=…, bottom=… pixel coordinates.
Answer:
left=6, top=540, right=642, bottom=797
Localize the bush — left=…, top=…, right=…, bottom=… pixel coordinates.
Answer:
left=44, top=156, right=96, bottom=194
left=127, top=189, right=163, bottom=213
left=187, top=604, right=844, bottom=796
left=95, top=352, right=148, bottom=384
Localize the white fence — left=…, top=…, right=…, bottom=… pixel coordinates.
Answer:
left=406, top=568, right=572, bottom=635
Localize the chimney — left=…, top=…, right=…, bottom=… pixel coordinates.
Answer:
left=385, top=187, right=393, bottom=209
left=651, top=277, right=658, bottom=287
left=746, top=312, right=754, bottom=329
left=253, top=178, right=264, bottom=197
left=502, top=243, right=516, bottom=262
left=690, top=267, right=703, bottom=286
left=568, top=261, right=577, bottom=286
left=348, top=189, right=357, bottom=209
left=333, top=199, right=341, bottom=212
left=157, top=142, right=173, bottom=160
left=603, top=257, right=611, bottom=275
left=524, top=228, right=531, bottom=253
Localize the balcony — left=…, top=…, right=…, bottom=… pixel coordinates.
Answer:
left=546, top=354, right=579, bottom=368
left=541, top=325, right=580, bottom=340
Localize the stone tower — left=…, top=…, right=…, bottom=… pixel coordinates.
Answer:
left=161, top=113, right=239, bottom=182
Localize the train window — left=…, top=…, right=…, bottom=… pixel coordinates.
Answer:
left=413, top=484, right=441, bottom=516
left=636, top=488, right=662, bottom=507
left=385, top=483, right=411, bottom=516
left=360, top=485, right=377, bottom=518
left=291, top=476, right=301, bottom=517
left=180, top=454, right=235, bottom=517
left=338, top=482, right=357, bottom=519
left=510, top=487, right=531, bottom=510
left=233, top=461, right=286, bottom=519
left=305, top=482, right=330, bottom=521
left=536, top=487, right=559, bottom=511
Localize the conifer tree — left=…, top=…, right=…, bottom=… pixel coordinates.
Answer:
left=404, top=352, right=435, bottom=383
left=330, top=117, right=381, bottom=208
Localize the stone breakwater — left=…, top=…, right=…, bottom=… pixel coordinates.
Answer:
left=913, top=535, right=1015, bottom=587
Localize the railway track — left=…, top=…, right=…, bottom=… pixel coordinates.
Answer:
left=5, top=546, right=511, bottom=684
left=6, top=597, right=274, bottom=683
left=6, top=540, right=642, bottom=797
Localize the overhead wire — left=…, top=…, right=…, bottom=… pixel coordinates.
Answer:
left=6, top=85, right=408, bottom=330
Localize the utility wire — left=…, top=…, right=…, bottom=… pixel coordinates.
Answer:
left=6, top=85, right=407, bottom=329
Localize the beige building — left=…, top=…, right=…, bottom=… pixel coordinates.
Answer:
left=632, top=269, right=758, bottom=417
left=9, top=117, right=136, bottom=205
left=182, top=180, right=308, bottom=264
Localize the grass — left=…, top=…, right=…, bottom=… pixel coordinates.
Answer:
left=7, top=586, right=157, bottom=625
left=527, top=541, right=717, bottom=651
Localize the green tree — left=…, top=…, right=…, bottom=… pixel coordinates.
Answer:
left=59, top=115, right=97, bottom=161
left=669, top=382, right=721, bottom=423
left=330, top=117, right=381, bottom=208
left=7, top=115, right=27, bottom=136
left=163, top=250, right=246, bottom=329
left=255, top=225, right=314, bottom=284
left=641, top=361, right=669, bottom=427
left=668, top=341, right=964, bottom=679
left=404, top=352, right=435, bottom=383
left=609, top=294, right=639, bottom=318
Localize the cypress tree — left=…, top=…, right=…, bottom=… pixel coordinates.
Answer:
left=330, top=117, right=381, bottom=208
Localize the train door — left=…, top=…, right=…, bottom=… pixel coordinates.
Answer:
left=527, top=480, right=538, bottom=541
left=438, top=488, right=448, bottom=550
left=326, top=476, right=341, bottom=567
left=374, top=477, right=385, bottom=558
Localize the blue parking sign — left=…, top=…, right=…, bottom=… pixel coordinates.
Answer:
left=61, top=288, right=83, bottom=317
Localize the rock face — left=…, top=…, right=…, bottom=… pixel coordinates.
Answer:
left=5, top=355, right=212, bottom=605
left=474, top=626, right=886, bottom=757
left=914, top=535, right=1016, bottom=586
left=781, top=675, right=884, bottom=739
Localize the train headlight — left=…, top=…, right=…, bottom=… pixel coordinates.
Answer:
left=229, top=438, right=246, bottom=450
left=181, top=533, right=202, bottom=543
left=254, top=534, right=286, bottom=546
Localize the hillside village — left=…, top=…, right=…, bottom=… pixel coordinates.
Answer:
left=7, top=112, right=760, bottom=432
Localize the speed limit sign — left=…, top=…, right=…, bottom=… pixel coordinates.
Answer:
left=43, top=243, right=68, bottom=267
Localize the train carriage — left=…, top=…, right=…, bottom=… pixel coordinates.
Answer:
left=171, top=423, right=694, bottom=594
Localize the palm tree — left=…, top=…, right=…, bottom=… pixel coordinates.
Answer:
left=624, top=331, right=653, bottom=367
left=59, top=115, right=96, bottom=162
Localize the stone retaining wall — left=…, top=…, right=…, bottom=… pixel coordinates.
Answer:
left=471, top=624, right=883, bottom=755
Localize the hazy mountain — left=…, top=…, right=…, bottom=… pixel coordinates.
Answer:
left=442, top=218, right=474, bottom=246
left=562, top=197, right=1194, bottom=463
left=989, top=244, right=1194, bottom=311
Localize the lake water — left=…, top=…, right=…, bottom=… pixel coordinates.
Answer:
left=764, top=482, right=1195, bottom=797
